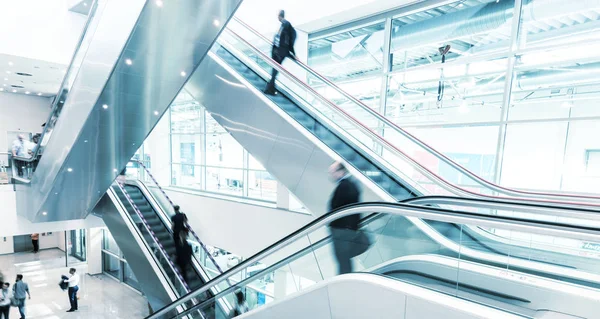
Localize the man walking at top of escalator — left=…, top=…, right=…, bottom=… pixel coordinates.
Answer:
left=328, top=162, right=371, bottom=275
left=263, top=9, right=297, bottom=95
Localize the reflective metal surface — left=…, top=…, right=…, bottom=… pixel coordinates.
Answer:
left=18, top=0, right=242, bottom=222
left=184, top=51, right=381, bottom=217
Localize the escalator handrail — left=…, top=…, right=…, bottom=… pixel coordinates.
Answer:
left=132, top=159, right=227, bottom=278
left=146, top=201, right=600, bottom=319
left=13, top=0, right=101, bottom=164
left=220, top=26, right=600, bottom=209
left=230, top=17, right=600, bottom=205
left=115, top=181, right=191, bottom=292
left=402, top=195, right=600, bottom=220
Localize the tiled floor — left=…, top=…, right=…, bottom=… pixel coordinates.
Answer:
left=0, top=249, right=149, bottom=318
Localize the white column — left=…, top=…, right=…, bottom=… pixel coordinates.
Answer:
left=87, top=228, right=103, bottom=275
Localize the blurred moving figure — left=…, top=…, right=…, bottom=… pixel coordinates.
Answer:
left=0, top=282, right=13, bottom=319
left=263, top=10, right=297, bottom=95
left=171, top=205, right=188, bottom=248
left=327, top=162, right=370, bottom=274
left=230, top=290, right=249, bottom=317
left=13, top=274, right=31, bottom=319
left=175, top=229, right=193, bottom=284
left=12, top=135, right=28, bottom=177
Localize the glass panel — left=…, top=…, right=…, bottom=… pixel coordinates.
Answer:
left=103, top=229, right=121, bottom=256
left=69, top=229, right=86, bottom=262
left=171, top=163, right=203, bottom=189
left=206, top=166, right=244, bottom=196
left=500, top=122, right=567, bottom=191
left=206, top=134, right=244, bottom=169
left=308, top=22, right=386, bottom=82
left=391, top=0, right=514, bottom=71
left=247, top=170, right=277, bottom=201
left=124, top=262, right=141, bottom=291
left=103, top=252, right=121, bottom=279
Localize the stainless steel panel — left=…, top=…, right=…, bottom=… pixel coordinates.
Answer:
left=19, top=0, right=242, bottom=222
left=185, top=53, right=353, bottom=216
left=96, top=192, right=175, bottom=312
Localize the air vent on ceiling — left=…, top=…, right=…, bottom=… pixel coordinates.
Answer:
left=11, top=85, right=25, bottom=89
left=16, top=72, right=32, bottom=77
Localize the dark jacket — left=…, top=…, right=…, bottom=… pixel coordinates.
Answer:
left=272, top=19, right=296, bottom=58
left=328, top=177, right=361, bottom=230
left=171, top=212, right=187, bottom=234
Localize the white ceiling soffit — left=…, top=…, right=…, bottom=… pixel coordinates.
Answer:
left=69, top=0, right=92, bottom=15
left=0, top=53, right=66, bottom=97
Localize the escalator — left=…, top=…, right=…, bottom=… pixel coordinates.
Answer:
left=98, top=178, right=229, bottom=316
left=147, top=202, right=600, bottom=319
left=14, top=0, right=243, bottom=223
left=181, top=19, right=600, bottom=290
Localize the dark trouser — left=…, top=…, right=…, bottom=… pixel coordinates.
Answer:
left=68, top=286, right=79, bottom=310
left=330, top=227, right=371, bottom=275
left=177, top=260, right=189, bottom=284
left=265, top=54, right=286, bottom=93
left=17, top=298, right=25, bottom=319
left=32, top=239, right=39, bottom=252
left=0, top=305, right=9, bottom=319
left=15, top=160, right=25, bottom=177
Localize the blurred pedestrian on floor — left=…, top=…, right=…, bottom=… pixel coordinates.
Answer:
left=13, top=274, right=31, bottom=319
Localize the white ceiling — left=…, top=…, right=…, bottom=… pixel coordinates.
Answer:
left=0, top=53, right=66, bottom=97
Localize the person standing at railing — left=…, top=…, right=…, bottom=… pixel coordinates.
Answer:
left=327, top=162, right=371, bottom=275
left=11, top=135, right=29, bottom=177
left=263, top=9, right=296, bottom=95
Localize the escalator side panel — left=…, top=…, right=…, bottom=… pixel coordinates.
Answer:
left=96, top=193, right=174, bottom=311
left=185, top=50, right=383, bottom=217
left=20, top=0, right=243, bottom=223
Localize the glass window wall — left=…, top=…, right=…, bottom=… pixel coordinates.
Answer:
left=307, top=0, right=600, bottom=194
left=101, top=229, right=140, bottom=291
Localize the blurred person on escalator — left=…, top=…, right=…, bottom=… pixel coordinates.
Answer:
left=230, top=290, right=249, bottom=317
left=327, top=162, right=371, bottom=275
left=171, top=205, right=188, bottom=249
left=263, top=10, right=297, bottom=95
left=175, top=228, right=193, bottom=284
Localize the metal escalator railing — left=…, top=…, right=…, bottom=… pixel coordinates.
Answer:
left=225, top=17, right=600, bottom=206
left=147, top=201, right=600, bottom=319
left=115, top=181, right=191, bottom=292
left=11, top=0, right=103, bottom=176
left=132, top=159, right=227, bottom=283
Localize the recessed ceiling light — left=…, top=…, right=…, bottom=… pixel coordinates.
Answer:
left=25, top=91, right=30, bottom=94
left=3, top=78, right=7, bottom=81
left=5, top=71, right=10, bottom=74
left=59, top=100, right=64, bottom=103
left=1, top=84, right=5, bottom=87
left=8, top=62, right=13, bottom=66
left=42, top=211, right=47, bottom=215
left=154, top=111, right=159, bottom=115
left=125, top=59, right=133, bottom=65
left=102, top=104, right=108, bottom=109
left=67, top=168, right=73, bottom=172
left=180, top=71, right=186, bottom=77
left=83, top=2, right=88, bottom=6
left=113, top=169, right=118, bottom=172
left=37, top=93, right=42, bottom=96
left=0, top=88, right=3, bottom=92
left=84, top=140, right=88, bottom=143
left=156, top=0, right=163, bottom=6
left=12, top=89, right=16, bottom=93
left=213, top=19, right=220, bottom=27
